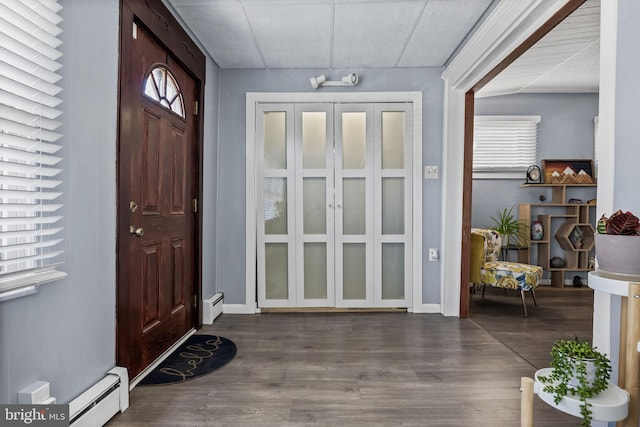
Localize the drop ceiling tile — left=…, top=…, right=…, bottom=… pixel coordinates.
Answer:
left=332, top=1, right=426, bottom=68
left=243, top=3, right=332, bottom=68
left=399, top=0, right=493, bottom=67
left=172, top=3, right=265, bottom=68
left=166, top=0, right=599, bottom=99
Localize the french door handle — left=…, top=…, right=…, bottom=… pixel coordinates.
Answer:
left=328, top=203, right=334, bottom=209
left=336, top=204, right=342, bottom=209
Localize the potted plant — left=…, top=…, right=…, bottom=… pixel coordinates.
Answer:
left=489, top=207, right=529, bottom=247
left=595, top=210, right=640, bottom=275
left=538, top=338, right=612, bottom=427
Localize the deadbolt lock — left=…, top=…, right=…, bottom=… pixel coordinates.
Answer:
left=129, top=201, right=138, bottom=213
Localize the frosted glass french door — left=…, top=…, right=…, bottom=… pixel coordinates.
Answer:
left=256, top=102, right=412, bottom=308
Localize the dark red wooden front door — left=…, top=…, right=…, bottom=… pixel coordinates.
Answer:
left=117, top=17, right=198, bottom=378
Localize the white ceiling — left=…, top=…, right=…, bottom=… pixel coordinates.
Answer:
left=478, top=0, right=600, bottom=97
left=165, top=0, right=600, bottom=96
left=164, top=0, right=495, bottom=69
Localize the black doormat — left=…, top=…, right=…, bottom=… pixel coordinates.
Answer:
left=139, top=335, right=237, bottom=385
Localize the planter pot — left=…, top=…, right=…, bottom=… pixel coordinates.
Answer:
left=568, top=358, right=597, bottom=389
left=595, top=234, right=640, bottom=276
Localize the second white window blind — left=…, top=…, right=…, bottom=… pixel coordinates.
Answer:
left=473, top=115, right=541, bottom=173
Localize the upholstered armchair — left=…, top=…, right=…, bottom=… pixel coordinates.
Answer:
left=470, top=228, right=543, bottom=317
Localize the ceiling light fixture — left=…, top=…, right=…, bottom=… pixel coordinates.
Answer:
left=310, top=73, right=359, bottom=89
left=309, top=75, right=326, bottom=89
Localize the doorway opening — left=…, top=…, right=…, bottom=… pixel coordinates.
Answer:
left=459, top=0, right=591, bottom=318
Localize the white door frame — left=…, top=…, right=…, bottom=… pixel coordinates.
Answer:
left=246, top=92, right=423, bottom=313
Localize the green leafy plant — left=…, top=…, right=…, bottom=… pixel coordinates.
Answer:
left=538, top=338, right=612, bottom=427
left=489, top=207, right=529, bottom=247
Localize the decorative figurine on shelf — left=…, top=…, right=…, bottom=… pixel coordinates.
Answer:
left=572, top=227, right=584, bottom=249
left=573, top=275, right=583, bottom=288
left=589, top=257, right=596, bottom=270
left=531, top=220, right=544, bottom=241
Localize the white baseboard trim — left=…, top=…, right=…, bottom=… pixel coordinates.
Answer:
left=412, top=303, right=441, bottom=314
left=223, top=303, right=258, bottom=314
left=224, top=303, right=440, bottom=314
left=69, top=367, right=128, bottom=426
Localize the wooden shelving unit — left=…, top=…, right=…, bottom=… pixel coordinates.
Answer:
left=519, top=184, right=597, bottom=287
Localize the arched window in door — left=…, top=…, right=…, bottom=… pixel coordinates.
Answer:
left=143, top=66, right=185, bottom=119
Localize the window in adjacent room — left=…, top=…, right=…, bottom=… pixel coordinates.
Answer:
left=473, top=116, right=541, bottom=179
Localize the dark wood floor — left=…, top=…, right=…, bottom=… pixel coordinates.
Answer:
left=108, top=286, right=593, bottom=426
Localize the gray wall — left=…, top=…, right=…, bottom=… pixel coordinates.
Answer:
left=202, top=59, right=221, bottom=300
left=216, top=68, right=444, bottom=304
left=472, top=93, right=599, bottom=228
left=0, top=0, right=119, bottom=404
left=605, top=3, right=640, bottom=425
left=614, top=0, right=640, bottom=214
left=0, top=0, right=221, bottom=405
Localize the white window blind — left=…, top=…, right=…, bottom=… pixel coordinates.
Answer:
left=0, top=0, right=66, bottom=295
left=473, top=116, right=541, bottom=174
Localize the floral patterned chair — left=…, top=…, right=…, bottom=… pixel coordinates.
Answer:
left=471, top=228, right=543, bottom=317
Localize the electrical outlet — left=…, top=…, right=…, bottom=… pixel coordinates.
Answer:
left=18, top=381, right=50, bottom=404
left=428, top=248, right=439, bottom=261
left=424, top=165, right=438, bottom=179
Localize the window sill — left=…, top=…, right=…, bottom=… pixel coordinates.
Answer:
left=473, top=171, right=525, bottom=180
left=0, top=269, right=67, bottom=302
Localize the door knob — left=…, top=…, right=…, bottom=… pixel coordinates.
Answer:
left=129, top=226, right=144, bottom=237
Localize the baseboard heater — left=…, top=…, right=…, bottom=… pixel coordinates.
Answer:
left=203, top=292, right=224, bottom=324
left=69, top=367, right=129, bottom=427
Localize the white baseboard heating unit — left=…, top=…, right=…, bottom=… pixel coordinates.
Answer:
left=69, top=367, right=129, bottom=427
left=203, top=292, right=224, bottom=324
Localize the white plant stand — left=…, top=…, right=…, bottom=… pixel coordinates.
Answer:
left=590, top=270, right=640, bottom=426
left=520, top=269, right=640, bottom=426
left=519, top=371, right=629, bottom=426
